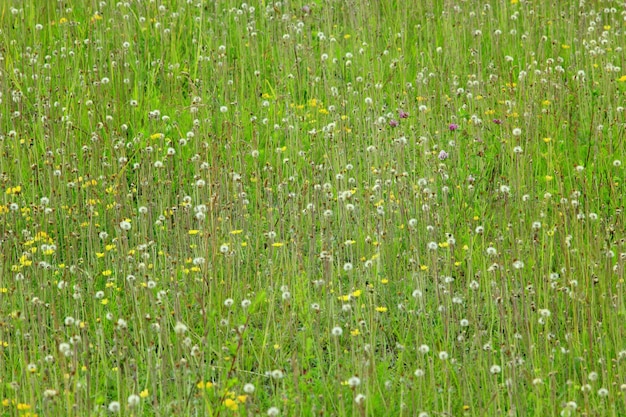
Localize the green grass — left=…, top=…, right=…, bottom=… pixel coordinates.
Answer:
left=1, top=0, right=626, bottom=416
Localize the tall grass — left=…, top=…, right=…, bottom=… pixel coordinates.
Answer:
left=1, top=0, right=626, bottom=416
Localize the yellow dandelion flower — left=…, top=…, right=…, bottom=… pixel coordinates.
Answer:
left=618, top=75, right=626, bottom=82
left=376, top=306, right=388, bottom=312
left=139, top=389, right=149, bottom=398
left=420, top=265, right=429, bottom=271
left=351, top=328, right=360, bottom=336
left=224, top=398, right=239, bottom=411
left=188, top=230, right=200, bottom=235
left=271, top=242, right=285, bottom=247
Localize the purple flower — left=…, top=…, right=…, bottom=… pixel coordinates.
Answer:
left=448, top=123, right=459, bottom=131
left=438, top=150, right=449, bottom=160
left=302, top=5, right=311, bottom=14
left=399, top=110, right=409, bottom=119
left=389, top=119, right=399, bottom=127
left=492, top=119, right=502, bottom=125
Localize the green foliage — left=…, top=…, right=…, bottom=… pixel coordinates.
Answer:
left=1, top=0, right=626, bottom=416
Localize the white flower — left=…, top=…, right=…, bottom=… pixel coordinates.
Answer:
left=490, top=364, right=502, bottom=374
left=243, top=383, right=255, bottom=393
left=267, top=407, right=280, bottom=416
left=119, top=220, right=131, bottom=231
left=127, top=394, right=140, bottom=407
left=347, top=376, right=361, bottom=387
left=354, top=393, right=366, bottom=405
left=331, top=326, right=343, bottom=337
left=108, top=401, right=121, bottom=413
left=270, top=369, right=284, bottom=379
left=174, top=321, right=188, bottom=335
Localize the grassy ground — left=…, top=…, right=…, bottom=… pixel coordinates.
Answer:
left=1, top=0, right=626, bottom=416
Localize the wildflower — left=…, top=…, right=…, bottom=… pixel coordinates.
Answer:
left=354, top=394, right=366, bottom=405
left=490, top=365, right=502, bottom=374
left=241, top=299, right=251, bottom=308
left=414, top=369, right=425, bottom=377
left=448, top=123, right=458, bottom=131
left=224, top=398, right=238, bottom=411
left=399, top=110, right=409, bottom=118
left=267, top=407, right=280, bottom=416
left=174, top=321, right=188, bottom=335
left=438, top=351, right=449, bottom=360
left=243, top=383, right=255, bottom=394
left=127, top=394, right=140, bottom=407
left=331, top=326, right=343, bottom=337
left=598, top=388, right=609, bottom=397
left=389, top=119, right=399, bottom=127
left=43, top=389, right=58, bottom=398
left=438, top=150, right=449, bottom=160
left=119, top=220, right=131, bottom=231
left=512, top=128, right=522, bottom=136
left=418, top=344, right=430, bottom=354
left=108, top=401, right=121, bottom=413
left=347, top=376, right=361, bottom=388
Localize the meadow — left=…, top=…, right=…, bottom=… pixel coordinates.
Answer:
left=1, top=0, right=626, bottom=415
